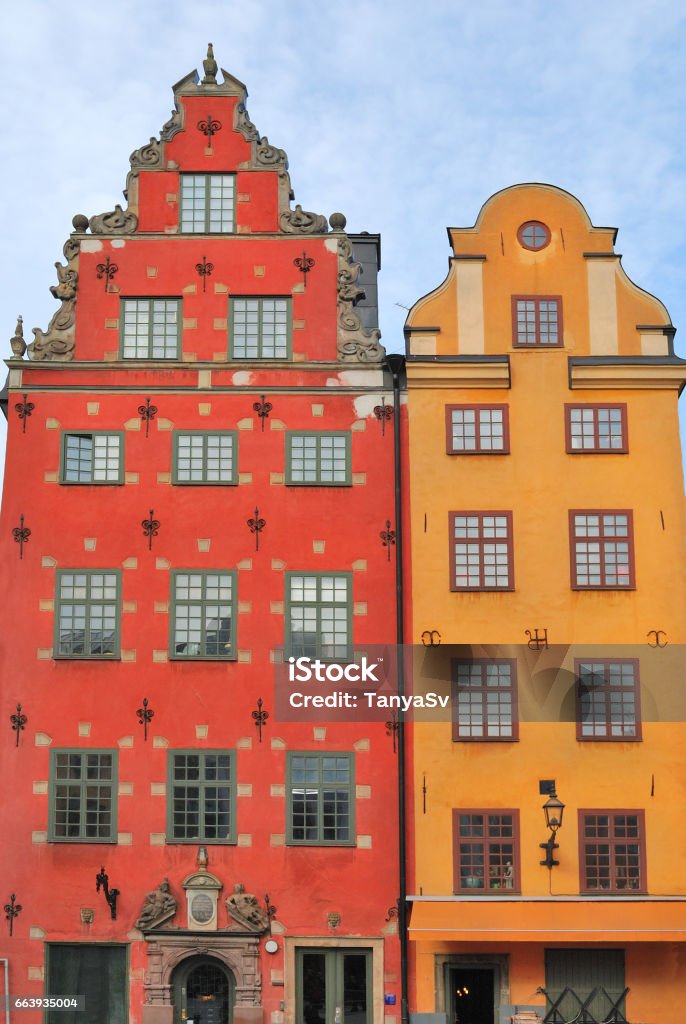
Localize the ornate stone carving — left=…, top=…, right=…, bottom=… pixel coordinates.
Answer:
left=226, top=886, right=269, bottom=933
left=160, top=106, right=183, bottom=142
left=136, top=879, right=177, bottom=931
left=89, top=204, right=138, bottom=235
left=28, top=248, right=79, bottom=362
left=10, top=316, right=26, bottom=358
left=280, top=204, right=328, bottom=235
left=202, top=43, right=218, bottom=85
left=50, top=262, right=78, bottom=301
left=235, top=102, right=259, bottom=142
left=256, top=136, right=288, bottom=169
left=63, top=237, right=81, bottom=262
left=130, top=136, right=163, bottom=170
left=336, top=236, right=384, bottom=363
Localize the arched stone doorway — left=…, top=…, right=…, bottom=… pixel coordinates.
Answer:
left=172, top=955, right=234, bottom=1024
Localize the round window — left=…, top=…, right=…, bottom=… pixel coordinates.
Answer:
left=190, top=892, right=214, bottom=924
left=517, top=221, right=550, bottom=251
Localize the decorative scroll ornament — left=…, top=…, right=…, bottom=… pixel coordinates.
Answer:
left=235, top=102, right=259, bottom=142
left=136, top=879, right=177, bottom=930
left=226, top=885, right=269, bottom=933
left=130, top=137, right=163, bottom=170
left=336, top=236, right=384, bottom=362
left=89, top=204, right=138, bottom=235
left=160, top=106, right=183, bottom=142
left=280, top=203, right=328, bottom=235
left=256, top=136, right=288, bottom=169
left=29, top=272, right=77, bottom=364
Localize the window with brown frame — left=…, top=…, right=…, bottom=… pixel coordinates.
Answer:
left=450, top=512, right=514, bottom=591
left=446, top=405, right=510, bottom=454
left=579, top=810, right=645, bottom=892
left=453, top=809, right=519, bottom=893
left=565, top=405, right=628, bottom=453
left=576, top=659, right=641, bottom=741
left=512, top=295, right=563, bottom=347
left=452, top=659, right=518, bottom=741
left=569, top=510, right=634, bottom=589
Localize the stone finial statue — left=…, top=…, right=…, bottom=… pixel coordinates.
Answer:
left=10, top=316, right=26, bottom=358
left=202, top=43, right=218, bottom=85
left=135, top=878, right=177, bottom=930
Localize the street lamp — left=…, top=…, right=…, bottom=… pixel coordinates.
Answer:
left=539, top=783, right=565, bottom=869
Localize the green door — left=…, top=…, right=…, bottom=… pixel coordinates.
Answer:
left=297, top=949, right=371, bottom=1024
left=173, top=957, right=233, bottom=1024
left=45, top=944, right=127, bottom=1024
left=544, top=949, right=626, bottom=1022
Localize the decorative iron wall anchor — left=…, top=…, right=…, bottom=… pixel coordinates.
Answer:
left=15, top=394, right=35, bottom=433
left=253, top=395, right=272, bottom=430
left=264, top=893, right=277, bottom=936
left=380, top=520, right=396, bottom=560
left=197, top=113, right=222, bottom=141
left=95, top=255, right=118, bottom=291
left=526, top=628, right=549, bottom=651
left=373, top=400, right=393, bottom=436
left=136, top=697, right=154, bottom=741
left=422, top=773, right=427, bottom=814
left=4, top=893, right=22, bottom=936
left=142, top=509, right=160, bottom=550
left=421, top=630, right=441, bottom=647
left=138, top=397, right=158, bottom=437
left=252, top=697, right=269, bottom=742
left=293, top=251, right=315, bottom=289
left=647, top=629, right=668, bottom=648
left=10, top=704, right=27, bottom=747
left=195, top=256, right=214, bottom=292
left=247, top=507, right=266, bottom=550
left=95, top=867, right=119, bottom=921
left=385, top=712, right=399, bottom=753
left=385, top=900, right=399, bottom=923
left=12, top=514, right=30, bottom=559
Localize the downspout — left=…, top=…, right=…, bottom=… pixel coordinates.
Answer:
left=387, top=353, right=409, bottom=1024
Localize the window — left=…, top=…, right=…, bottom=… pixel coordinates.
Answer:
left=450, top=512, right=514, bottom=591
left=180, top=174, right=235, bottom=232
left=55, top=571, right=121, bottom=659
left=453, top=810, right=519, bottom=893
left=287, top=753, right=355, bottom=845
left=230, top=297, right=291, bottom=359
left=172, top=432, right=237, bottom=485
left=566, top=405, right=628, bottom=453
left=570, top=511, right=634, bottom=589
left=61, top=433, right=124, bottom=484
left=170, top=571, right=237, bottom=660
left=121, top=298, right=181, bottom=359
left=49, top=750, right=117, bottom=842
left=46, top=945, right=127, bottom=1024
left=576, top=659, right=641, bottom=740
left=580, top=811, right=645, bottom=892
left=446, top=405, right=509, bottom=454
left=512, top=295, right=562, bottom=346
left=167, top=751, right=236, bottom=843
left=517, top=220, right=550, bottom=251
left=452, top=659, right=518, bottom=741
left=286, top=573, right=352, bottom=660
left=286, top=432, right=351, bottom=485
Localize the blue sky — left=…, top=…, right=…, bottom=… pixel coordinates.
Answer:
left=2, top=0, right=686, bottom=480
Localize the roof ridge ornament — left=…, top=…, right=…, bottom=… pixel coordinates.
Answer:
left=202, top=42, right=218, bottom=85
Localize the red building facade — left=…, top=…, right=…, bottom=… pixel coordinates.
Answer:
left=0, top=49, right=401, bottom=1024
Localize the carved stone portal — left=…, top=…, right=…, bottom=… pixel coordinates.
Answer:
left=142, top=934, right=263, bottom=1024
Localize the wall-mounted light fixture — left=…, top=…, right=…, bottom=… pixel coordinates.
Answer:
left=539, top=780, right=565, bottom=869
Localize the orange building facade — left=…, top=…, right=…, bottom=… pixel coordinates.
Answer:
left=0, top=52, right=402, bottom=1024
left=403, top=185, right=686, bottom=1023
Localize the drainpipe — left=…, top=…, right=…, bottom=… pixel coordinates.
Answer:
left=1, top=959, right=9, bottom=1024
left=387, top=353, right=409, bottom=1024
